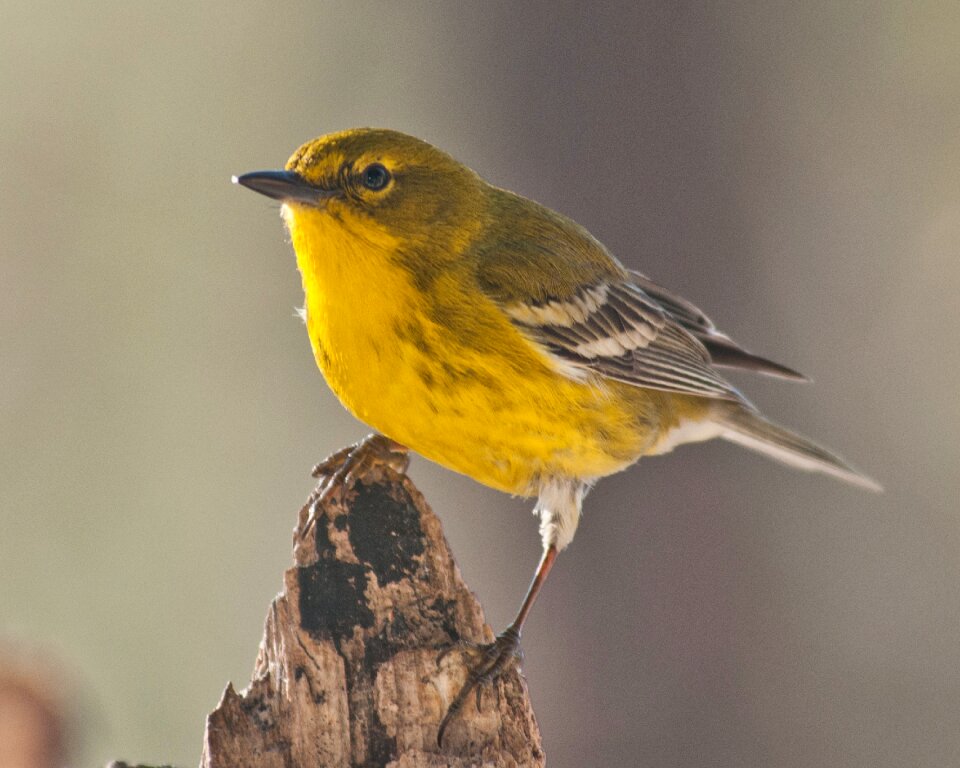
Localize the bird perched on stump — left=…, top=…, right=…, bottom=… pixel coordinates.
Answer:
left=234, top=128, right=879, bottom=743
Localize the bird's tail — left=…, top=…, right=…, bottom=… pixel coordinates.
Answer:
left=715, top=406, right=882, bottom=492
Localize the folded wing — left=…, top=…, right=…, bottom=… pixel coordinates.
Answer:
left=474, top=189, right=804, bottom=395
left=502, top=279, right=742, bottom=399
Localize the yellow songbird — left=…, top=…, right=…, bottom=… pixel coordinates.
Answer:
left=234, top=128, right=878, bottom=740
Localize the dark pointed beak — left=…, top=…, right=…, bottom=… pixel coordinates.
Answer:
left=232, top=170, right=338, bottom=206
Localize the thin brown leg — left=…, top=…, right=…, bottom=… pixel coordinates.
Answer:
left=438, top=544, right=559, bottom=746
left=509, top=544, right=558, bottom=634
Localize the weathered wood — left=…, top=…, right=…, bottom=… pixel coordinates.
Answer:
left=199, top=443, right=544, bottom=768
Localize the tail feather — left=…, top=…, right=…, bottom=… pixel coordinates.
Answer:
left=716, top=408, right=882, bottom=492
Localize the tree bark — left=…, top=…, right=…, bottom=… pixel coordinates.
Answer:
left=196, top=444, right=545, bottom=768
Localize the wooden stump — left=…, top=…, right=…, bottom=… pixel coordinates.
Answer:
left=198, top=444, right=544, bottom=767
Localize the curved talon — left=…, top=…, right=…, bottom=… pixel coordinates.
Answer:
left=437, top=626, right=522, bottom=747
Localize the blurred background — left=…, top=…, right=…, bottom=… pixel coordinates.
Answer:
left=2, top=1, right=958, bottom=766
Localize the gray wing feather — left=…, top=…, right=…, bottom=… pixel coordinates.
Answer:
left=506, top=280, right=741, bottom=400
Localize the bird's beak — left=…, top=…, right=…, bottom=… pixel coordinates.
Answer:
left=232, top=170, right=338, bottom=206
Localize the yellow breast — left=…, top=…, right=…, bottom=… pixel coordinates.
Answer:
left=284, top=203, right=695, bottom=496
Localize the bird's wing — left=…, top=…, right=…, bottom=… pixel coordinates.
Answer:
left=473, top=190, right=798, bottom=398
left=629, top=271, right=807, bottom=381
left=496, top=276, right=741, bottom=399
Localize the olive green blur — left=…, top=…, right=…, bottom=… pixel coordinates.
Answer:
left=2, top=3, right=958, bottom=768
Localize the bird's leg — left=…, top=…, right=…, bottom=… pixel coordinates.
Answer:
left=437, top=544, right=559, bottom=746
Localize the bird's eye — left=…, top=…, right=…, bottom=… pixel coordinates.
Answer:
left=361, top=163, right=391, bottom=191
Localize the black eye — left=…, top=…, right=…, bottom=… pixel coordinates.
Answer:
left=361, top=163, right=390, bottom=191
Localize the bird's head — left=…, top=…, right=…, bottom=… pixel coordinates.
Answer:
left=234, top=128, right=487, bottom=258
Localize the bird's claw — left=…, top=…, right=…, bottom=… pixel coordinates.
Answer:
left=311, top=433, right=409, bottom=481
left=437, top=626, right=522, bottom=747
left=302, top=434, right=409, bottom=538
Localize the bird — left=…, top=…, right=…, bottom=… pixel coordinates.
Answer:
left=234, top=127, right=879, bottom=742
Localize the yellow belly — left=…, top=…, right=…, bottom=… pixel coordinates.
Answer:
left=287, top=205, right=704, bottom=496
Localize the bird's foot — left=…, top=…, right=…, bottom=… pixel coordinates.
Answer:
left=437, top=626, right=523, bottom=747
left=311, top=433, right=409, bottom=484
left=301, top=434, right=409, bottom=538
